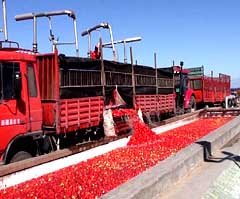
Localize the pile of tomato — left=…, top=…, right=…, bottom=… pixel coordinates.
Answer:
left=0, top=109, right=233, bottom=199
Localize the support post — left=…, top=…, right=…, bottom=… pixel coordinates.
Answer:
left=130, top=47, right=136, bottom=108
left=154, top=53, right=158, bottom=95
left=100, top=38, right=106, bottom=102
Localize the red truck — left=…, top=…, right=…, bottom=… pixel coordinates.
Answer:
left=172, top=63, right=231, bottom=113
left=0, top=47, right=45, bottom=163
left=0, top=6, right=105, bottom=164
left=187, top=66, right=231, bottom=108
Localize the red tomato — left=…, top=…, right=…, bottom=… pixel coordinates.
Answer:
left=0, top=108, right=233, bottom=199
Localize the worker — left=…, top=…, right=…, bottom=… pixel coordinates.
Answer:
left=90, top=44, right=101, bottom=59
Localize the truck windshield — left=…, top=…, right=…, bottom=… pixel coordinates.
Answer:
left=0, top=62, right=20, bottom=100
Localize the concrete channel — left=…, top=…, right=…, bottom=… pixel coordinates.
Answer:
left=101, top=110, right=240, bottom=199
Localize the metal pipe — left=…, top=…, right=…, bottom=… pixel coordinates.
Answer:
left=15, top=10, right=79, bottom=55
left=103, top=36, right=142, bottom=63
left=2, top=0, right=8, bottom=41
left=47, top=16, right=55, bottom=52
left=100, top=37, right=105, bottom=99
left=82, top=23, right=106, bottom=57
left=15, top=10, right=76, bottom=21
left=73, top=18, right=79, bottom=56
left=102, top=37, right=142, bottom=47
left=81, top=22, right=109, bottom=37
left=107, top=24, right=116, bottom=61
left=123, top=40, right=127, bottom=63
left=33, top=16, right=38, bottom=53
left=154, top=53, right=158, bottom=95
left=82, top=22, right=117, bottom=60
left=87, top=33, right=91, bottom=57
left=130, top=47, right=136, bottom=96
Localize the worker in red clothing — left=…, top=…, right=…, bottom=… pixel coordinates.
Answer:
left=90, top=44, right=101, bottom=59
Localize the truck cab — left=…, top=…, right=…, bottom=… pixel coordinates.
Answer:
left=0, top=46, right=43, bottom=164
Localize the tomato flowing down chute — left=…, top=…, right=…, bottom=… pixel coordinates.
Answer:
left=108, top=85, right=126, bottom=108
left=111, top=108, right=159, bottom=145
left=104, top=86, right=127, bottom=137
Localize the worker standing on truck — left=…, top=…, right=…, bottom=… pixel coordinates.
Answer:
left=90, top=44, right=101, bottom=59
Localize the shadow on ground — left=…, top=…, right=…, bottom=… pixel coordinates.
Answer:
left=196, top=141, right=240, bottom=168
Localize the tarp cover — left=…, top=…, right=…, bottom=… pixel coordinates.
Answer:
left=59, top=54, right=173, bottom=77
left=58, top=55, right=174, bottom=105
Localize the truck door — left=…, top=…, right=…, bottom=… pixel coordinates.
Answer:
left=26, top=62, right=42, bottom=131
left=0, top=62, right=27, bottom=158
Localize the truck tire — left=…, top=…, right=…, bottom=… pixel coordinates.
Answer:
left=10, top=151, right=32, bottom=163
left=189, top=96, right=196, bottom=112
left=228, top=99, right=233, bottom=108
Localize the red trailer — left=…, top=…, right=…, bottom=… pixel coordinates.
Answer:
left=188, top=66, right=231, bottom=107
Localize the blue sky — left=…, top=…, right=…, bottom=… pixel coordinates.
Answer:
left=4, top=0, right=240, bottom=87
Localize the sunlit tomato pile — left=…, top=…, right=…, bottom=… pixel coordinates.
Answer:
left=0, top=109, right=233, bottom=199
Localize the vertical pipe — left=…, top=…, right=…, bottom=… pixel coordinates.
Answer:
left=54, top=49, right=60, bottom=133
left=47, top=17, right=55, bottom=52
left=33, top=16, right=38, bottom=53
left=108, top=24, right=117, bottom=61
left=154, top=53, right=158, bottom=95
left=154, top=53, right=159, bottom=116
left=123, top=40, right=127, bottom=63
left=73, top=19, right=79, bottom=57
left=173, top=61, right=177, bottom=112
left=100, top=38, right=105, bottom=101
left=87, top=33, right=91, bottom=58
left=2, top=0, right=8, bottom=41
left=130, top=47, right=136, bottom=108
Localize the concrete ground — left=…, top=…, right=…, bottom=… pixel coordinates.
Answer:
left=158, top=136, right=240, bottom=199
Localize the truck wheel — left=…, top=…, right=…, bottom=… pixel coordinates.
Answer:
left=10, top=151, right=32, bottom=163
left=228, top=99, right=233, bottom=108
left=189, top=96, right=196, bottom=112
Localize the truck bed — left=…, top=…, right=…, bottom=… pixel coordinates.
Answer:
left=190, top=75, right=230, bottom=104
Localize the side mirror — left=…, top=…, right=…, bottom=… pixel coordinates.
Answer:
left=14, top=71, right=22, bottom=99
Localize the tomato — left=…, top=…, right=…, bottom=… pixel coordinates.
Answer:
left=0, top=108, right=233, bottom=199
